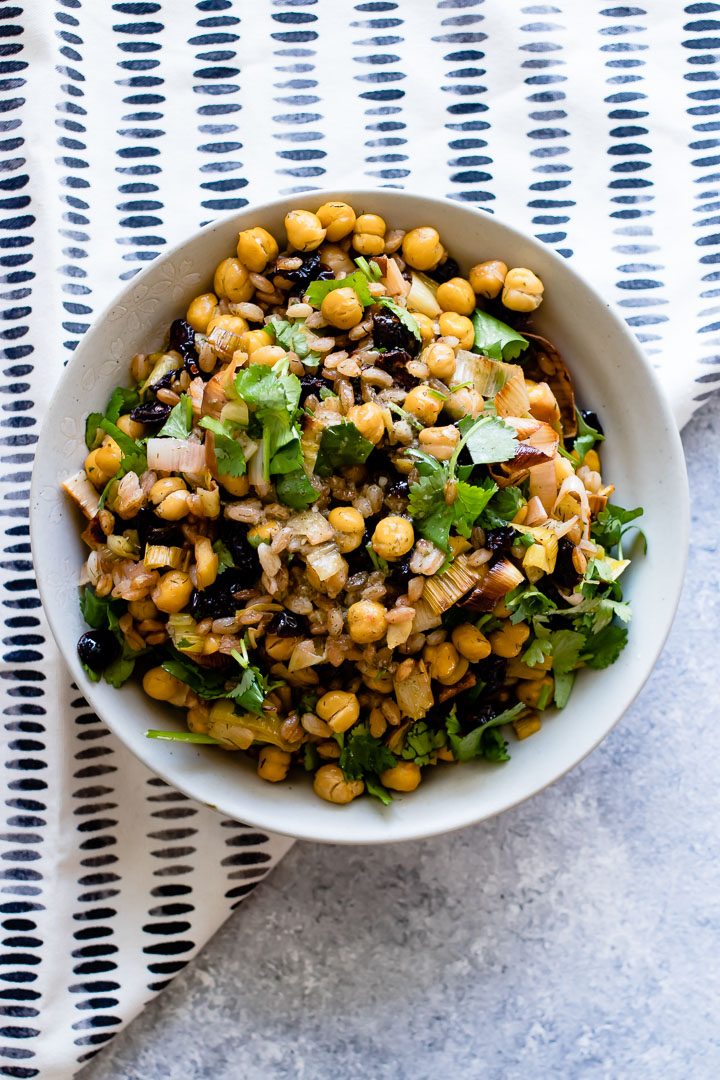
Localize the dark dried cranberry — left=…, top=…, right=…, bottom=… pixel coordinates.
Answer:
left=189, top=569, right=247, bottom=621
left=299, top=373, right=327, bottom=404
left=386, top=478, right=409, bottom=501
left=372, top=311, right=420, bottom=356
left=169, top=318, right=202, bottom=379
left=386, top=558, right=412, bottom=590
left=553, top=537, right=581, bottom=590
left=471, top=656, right=507, bottom=698
left=77, top=629, right=119, bottom=673
left=152, top=371, right=177, bottom=392
left=129, top=400, right=172, bottom=428
left=352, top=380, right=364, bottom=405
left=275, top=250, right=332, bottom=291
left=146, top=524, right=185, bottom=549
left=219, top=521, right=260, bottom=578
left=267, top=610, right=308, bottom=637
left=428, top=256, right=460, bottom=285
left=485, top=527, right=516, bottom=552
left=580, top=409, right=604, bottom=436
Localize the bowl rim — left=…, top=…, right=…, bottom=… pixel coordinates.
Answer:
left=31, top=186, right=690, bottom=844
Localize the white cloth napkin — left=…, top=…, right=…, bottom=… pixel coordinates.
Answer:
left=0, top=2, right=712, bottom=1077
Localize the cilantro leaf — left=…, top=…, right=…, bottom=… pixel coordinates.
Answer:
left=80, top=585, right=122, bottom=630
left=314, top=422, right=375, bottom=477
left=445, top=701, right=526, bottom=762
left=105, top=386, right=140, bottom=424
left=378, top=296, right=422, bottom=342
left=161, top=649, right=231, bottom=699
left=79, top=586, right=147, bottom=688
left=85, top=412, right=104, bottom=450
left=401, top=721, right=447, bottom=766
left=452, top=480, right=498, bottom=539
left=226, top=666, right=265, bottom=715
left=319, top=387, right=337, bottom=401
left=275, top=469, right=319, bottom=510
left=553, top=670, right=575, bottom=708
left=198, top=416, right=246, bottom=478
left=505, top=583, right=557, bottom=625
left=303, top=743, right=320, bottom=772
left=482, top=727, right=510, bottom=763
left=523, top=635, right=553, bottom=668
left=158, top=394, right=193, bottom=440
left=471, top=309, right=529, bottom=362
left=462, top=415, right=518, bottom=465
left=267, top=316, right=318, bottom=363
left=479, top=486, right=526, bottom=529
left=572, top=408, right=605, bottom=464
left=549, top=629, right=586, bottom=674
left=355, top=255, right=382, bottom=282
left=212, top=539, right=235, bottom=575
left=98, top=417, right=147, bottom=475
left=591, top=503, right=645, bottom=553
left=269, top=435, right=303, bottom=475
left=235, top=365, right=302, bottom=480
left=582, top=624, right=628, bottom=669
left=365, top=777, right=394, bottom=805
left=305, top=270, right=374, bottom=308
left=339, top=724, right=396, bottom=780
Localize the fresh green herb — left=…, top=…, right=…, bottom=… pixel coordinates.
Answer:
left=303, top=743, right=320, bottom=772
left=401, top=721, right=447, bottom=766
left=481, top=727, right=511, bottom=762
left=212, top=539, right=236, bottom=575
left=591, top=503, right=645, bottom=555
left=198, top=416, right=247, bottom=478
left=553, top=671, right=575, bottom=708
left=478, top=486, right=527, bottom=529
left=366, top=543, right=389, bottom=575
left=504, top=583, right=558, bottom=625
left=314, top=422, right=375, bottom=477
left=158, top=394, right=193, bottom=440
left=387, top=401, right=423, bottom=431
left=582, top=624, right=628, bottom=669
left=85, top=387, right=141, bottom=450
left=162, top=649, right=231, bottom=699
left=146, top=730, right=222, bottom=744
left=471, top=309, right=529, bottom=362
left=427, top=388, right=448, bottom=402
left=226, top=642, right=283, bottom=716
left=378, top=296, right=422, bottom=342
left=305, top=270, right=374, bottom=308
left=276, top=470, right=319, bottom=510
left=536, top=682, right=552, bottom=711
left=98, top=417, right=147, bottom=475
left=459, top=413, right=518, bottom=465
left=355, top=255, right=382, bottom=282
left=319, top=387, right=338, bottom=401
left=79, top=586, right=146, bottom=688
left=572, top=408, right=605, bottom=465
left=451, top=381, right=473, bottom=392
left=267, top=316, right=320, bottom=365
left=549, top=629, right=586, bottom=674
left=522, top=635, right=553, bottom=668
left=235, top=365, right=302, bottom=481
left=445, top=702, right=526, bottom=762
left=339, top=723, right=396, bottom=781
left=365, top=777, right=394, bottom=806
left=85, top=412, right=104, bottom=450
left=298, top=690, right=319, bottom=716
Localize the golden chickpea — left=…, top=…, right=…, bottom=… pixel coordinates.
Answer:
left=257, top=746, right=291, bottom=782
left=469, top=259, right=507, bottom=299
left=154, top=488, right=191, bottom=521
left=424, top=641, right=469, bottom=686
left=317, top=201, right=356, bottom=241
left=516, top=676, right=553, bottom=709
left=413, top=312, right=435, bottom=344
left=328, top=506, right=365, bottom=553
left=371, top=516, right=414, bottom=561
left=380, top=761, right=421, bottom=792
left=264, top=634, right=300, bottom=661
left=143, top=666, right=189, bottom=706
left=316, top=689, right=360, bottom=734
left=417, top=425, right=460, bottom=461
left=95, top=438, right=122, bottom=478
left=320, top=287, right=364, bottom=330
left=488, top=620, right=531, bottom=658
left=236, top=226, right=278, bottom=273
left=354, top=212, right=385, bottom=237
left=150, top=477, right=186, bottom=505
left=347, top=401, right=385, bottom=444
left=438, top=312, right=474, bottom=349
left=347, top=600, right=388, bottom=644
left=451, top=623, right=492, bottom=662
left=248, top=519, right=280, bottom=546
left=352, top=232, right=385, bottom=257
left=206, top=313, right=249, bottom=337
left=403, top=385, right=443, bottom=426
left=402, top=226, right=443, bottom=271
left=502, top=267, right=544, bottom=312
left=584, top=448, right=601, bottom=472
left=186, top=292, right=218, bottom=333
left=285, top=209, right=326, bottom=251
left=152, top=569, right=194, bottom=614
left=424, top=341, right=456, bottom=380
left=240, top=328, right=274, bottom=356
left=313, top=764, right=364, bottom=804
left=248, top=344, right=287, bottom=367
left=84, top=449, right=110, bottom=489
left=116, top=414, right=146, bottom=440
left=437, top=277, right=476, bottom=316
left=214, top=257, right=254, bottom=303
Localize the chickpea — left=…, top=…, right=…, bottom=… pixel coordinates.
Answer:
left=257, top=746, right=291, bottom=782
left=95, top=438, right=122, bottom=479
left=285, top=209, right=326, bottom=251
left=143, top=666, right=189, bottom=707
left=236, top=226, right=278, bottom=273
left=249, top=344, right=287, bottom=367
left=316, top=689, right=360, bottom=733
left=207, top=313, right=249, bottom=337
left=380, top=761, right=421, bottom=792
left=84, top=449, right=108, bottom=489
left=347, top=401, right=385, bottom=445
left=417, top=425, right=460, bottom=461
left=584, top=448, right=601, bottom=472
left=412, top=311, right=435, bottom=344
left=371, top=516, right=414, bottom=561
left=352, top=232, right=385, bottom=256
left=488, top=620, right=531, bottom=658
left=116, top=414, right=145, bottom=440
left=513, top=712, right=542, bottom=740
left=313, top=764, right=364, bottom=804
left=155, top=488, right=191, bottom=521
left=240, top=328, right=274, bottom=357
left=150, top=477, right=186, bottom=505
left=502, top=267, right=544, bottom=312
left=469, top=259, right=507, bottom=299
left=438, top=311, right=474, bottom=350
left=128, top=598, right=158, bottom=621
left=516, top=675, right=553, bottom=709
left=424, top=641, right=469, bottom=686
left=347, top=600, right=387, bottom=644
left=152, top=569, right=194, bottom=614
left=354, top=212, right=385, bottom=237
left=214, top=257, right=254, bottom=304
left=317, top=201, right=356, bottom=241
left=186, top=292, right=218, bottom=333
left=328, top=506, right=365, bottom=553
left=402, top=226, right=443, bottom=271
left=403, top=385, right=443, bottom=426
left=264, top=634, right=301, bottom=661
left=437, top=277, right=476, bottom=316
left=452, top=623, right=492, bottom=662
left=320, top=287, right=364, bottom=330
left=424, top=341, right=456, bottom=381
left=194, top=537, right=218, bottom=590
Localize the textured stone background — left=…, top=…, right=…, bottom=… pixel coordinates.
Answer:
left=81, top=396, right=720, bottom=1080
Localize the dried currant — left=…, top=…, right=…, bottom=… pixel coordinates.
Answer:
left=485, top=527, right=516, bottom=552
left=428, top=255, right=460, bottom=284
left=77, top=629, right=119, bottom=673
left=267, top=610, right=308, bottom=637
left=169, top=317, right=201, bottom=378
left=274, top=250, right=333, bottom=292
left=129, top=400, right=172, bottom=428
left=372, top=311, right=420, bottom=357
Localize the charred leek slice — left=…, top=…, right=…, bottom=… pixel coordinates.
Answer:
left=422, top=554, right=480, bottom=616
left=461, top=558, right=524, bottom=612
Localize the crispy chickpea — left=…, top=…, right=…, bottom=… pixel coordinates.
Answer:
left=186, top=292, right=218, bottom=333
left=516, top=675, right=553, bottom=709
left=354, top=212, right=385, bottom=237
left=402, top=226, right=443, bottom=271
left=347, top=600, right=387, bottom=644
left=116, top=414, right=145, bottom=440
left=451, top=623, right=491, bottom=662
left=469, top=259, right=507, bottom=299
left=152, top=569, right=194, bottom=614
left=264, top=634, right=301, bottom=661
left=438, top=311, right=474, bottom=349
left=437, top=277, right=476, bottom=316
left=417, top=425, right=460, bottom=461
left=214, top=257, right=254, bottom=303
left=320, top=286, right=364, bottom=329
left=316, top=689, right=360, bottom=733
left=143, top=666, right=189, bottom=707
left=424, top=641, right=469, bottom=686
left=150, top=477, right=186, bottom=505
left=248, top=519, right=280, bottom=546
left=207, top=313, right=249, bottom=337
left=347, top=401, right=385, bottom=445
left=240, top=328, right=274, bottom=357
left=488, top=620, right=531, bottom=658
left=95, top=438, right=122, bottom=479
left=502, top=267, right=544, bottom=312
left=412, top=311, right=435, bottom=344
left=249, top=344, right=287, bottom=367
left=371, top=516, right=414, bottom=561
left=352, top=232, right=385, bottom=256
left=328, top=506, right=365, bottom=553
left=380, top=761, right=421, bottom=792
left=285, top=209, right=326, bottom=251
left=84, top=449, right=110, bottom=489
left=236, top=226, right=278, bottom=273
left=155, top=488, right=191, bottom=521
left=128, top=598, right=158, bottom=621
left=194, top=537, right=218, bottom=590
left=257, top=746, right=291, bottom=782
left=403, top=385, right=443, bottom=426
left=317, top=201, right=356, bottom=241
left=424, top=341, right=456, bottom=380
left=313, top=764, right=364, bottom=804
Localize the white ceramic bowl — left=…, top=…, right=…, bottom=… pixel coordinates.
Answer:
left=30, top=189, right=689, bottom=844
